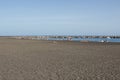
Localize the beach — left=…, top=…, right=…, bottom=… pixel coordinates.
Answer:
left=0, top=38, right=120, bottom=80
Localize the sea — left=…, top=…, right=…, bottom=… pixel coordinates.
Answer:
left=48, top=38, right=120, bottom=42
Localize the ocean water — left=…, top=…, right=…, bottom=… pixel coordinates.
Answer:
left=48, top=38, right=120, bottom=42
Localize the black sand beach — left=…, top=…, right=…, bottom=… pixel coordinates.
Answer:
left=0, top=38, right=120, bottom=80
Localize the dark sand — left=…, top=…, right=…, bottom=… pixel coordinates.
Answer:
left=0, top=38, right=120, bottom=80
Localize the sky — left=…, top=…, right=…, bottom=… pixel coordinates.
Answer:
left=0, top=0, right=120, bottom=36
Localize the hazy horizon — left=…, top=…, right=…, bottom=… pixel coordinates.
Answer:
left=0, top=0, right=120, bottom=36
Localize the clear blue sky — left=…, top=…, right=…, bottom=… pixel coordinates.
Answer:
left=0, top=0, right=120, bottom=36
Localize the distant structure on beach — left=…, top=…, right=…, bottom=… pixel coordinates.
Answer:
left=67, top=36, right=72, bottom=41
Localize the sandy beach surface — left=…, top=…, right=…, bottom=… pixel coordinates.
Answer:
left=0, top=38, right=120, bottom=80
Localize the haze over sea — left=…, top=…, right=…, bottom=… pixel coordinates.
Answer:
left=48, top=37, right=120, bottom=42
